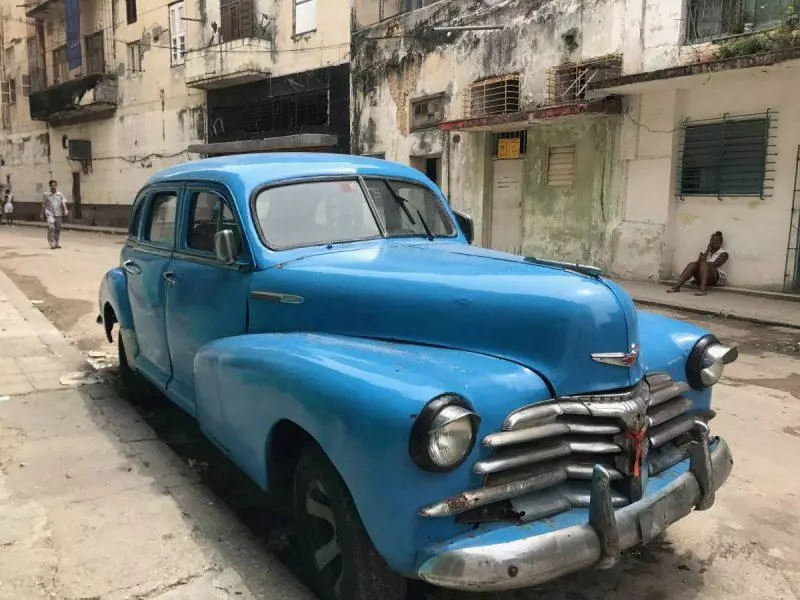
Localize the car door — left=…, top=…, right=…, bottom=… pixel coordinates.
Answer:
left=123, top=186, right=181, bottom=389
left=164, top=184, right=252, bottom=420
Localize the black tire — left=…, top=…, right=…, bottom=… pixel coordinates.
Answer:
left=293, top=445, right=407, bottom=600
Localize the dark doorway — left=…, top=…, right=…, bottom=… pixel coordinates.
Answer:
left=72, top=172, right=82, bottom=219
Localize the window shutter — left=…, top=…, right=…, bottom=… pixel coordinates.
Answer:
left=547, top=146, right=576, bottom=187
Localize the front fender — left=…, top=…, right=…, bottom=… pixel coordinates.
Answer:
left=99, top=267, right=134, bottom=338
left=193, top=332, right=551, bottom=575
left=637, top=310, right=713, bottom=409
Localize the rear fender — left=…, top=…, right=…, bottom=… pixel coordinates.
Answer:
left=193, top=332, right=550, bottom=575
left=99, top=267, right=137, bottom=357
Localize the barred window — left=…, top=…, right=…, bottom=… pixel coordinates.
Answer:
left=679, top=118, right=769, bottom=197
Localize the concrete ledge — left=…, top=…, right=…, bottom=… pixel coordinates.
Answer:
left=660, top=279, right=800, bottom=304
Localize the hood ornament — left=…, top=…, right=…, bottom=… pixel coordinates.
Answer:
left=591, top=344, right=639, bottom=368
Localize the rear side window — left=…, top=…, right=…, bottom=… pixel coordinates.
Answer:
left=129, top=194, right=146, bottom=238
left=145, top=191, right=178, bottom=245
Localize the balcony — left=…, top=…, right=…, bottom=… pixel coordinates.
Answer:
left=25, top=0, right=65, bottom=19
left=28, top=29, right=117, bottom=125
left=185, top=38, right=272, bottom=90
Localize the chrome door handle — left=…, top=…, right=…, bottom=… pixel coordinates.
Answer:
left=162, top=271, right=176, bottom=286
left=122, top=260, right=141, bottom=275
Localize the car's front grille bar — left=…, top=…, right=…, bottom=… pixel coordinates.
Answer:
left=420, top=372, right=713, bottom=523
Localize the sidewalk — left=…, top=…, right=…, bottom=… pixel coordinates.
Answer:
left=0, top=271, right=310, bottom=600
left=622, top=279, right=800, bottom=329
left=10, top=219, right=127, bottom=236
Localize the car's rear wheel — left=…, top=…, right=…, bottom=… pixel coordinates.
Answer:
left=293, top=445, right=406, bottom=600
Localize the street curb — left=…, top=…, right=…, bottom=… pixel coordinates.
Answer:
left=0, top=270, right=86, bottom=366
left=633, top=298, right=800, bottom=331
left=11, top=220, right=127, bottom=236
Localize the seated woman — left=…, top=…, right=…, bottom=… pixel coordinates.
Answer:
left=667, top=231, right=729, bottom=296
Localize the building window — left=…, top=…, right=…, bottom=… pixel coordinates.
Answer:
left=85, top=31, right=106, bottom=75
left=295, top=0, right=317, bottom=36
left=127, top=42, right=142, bottom=72
left=410, top=94, right=445, bottom=131
left=126, top=0, right=137, bottom=24
left=221, top=0, right=255, bottom=41
left=679, top=118, right=769, bottom=197
left=21, top=74, right=30, bottom=97
left=467, top=74, right=520, bottom=118
left=546, top=146, right=576, bottom=187
left=410, top=156, right=442, bottom=186
left=52, top=46, right=68, bottom=84
left=685, top=0, right=796, bottom=42
left=169, top=1, right=187, bottom=65
left=2, top=79, right=16, bottom=105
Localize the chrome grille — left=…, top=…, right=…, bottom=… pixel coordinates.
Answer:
left=420, top=372, right=714, bottom=522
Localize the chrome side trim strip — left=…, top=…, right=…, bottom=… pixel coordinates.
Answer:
left=250, top=290, right=305, bottom=304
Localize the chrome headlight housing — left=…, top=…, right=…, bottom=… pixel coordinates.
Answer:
left=686, top=335, right=739, bottom=389
left=409, top=395, right=480, bottom=472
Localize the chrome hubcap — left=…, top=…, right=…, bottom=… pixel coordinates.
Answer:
left=305, top=480, right=343, bottom=594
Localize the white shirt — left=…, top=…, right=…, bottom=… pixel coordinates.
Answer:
left=706, top=247, right=728, bottom=281
left=3, top=194, right=12, bottom=213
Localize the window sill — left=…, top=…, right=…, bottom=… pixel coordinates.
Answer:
left=292, top=29, right=317, bottom=41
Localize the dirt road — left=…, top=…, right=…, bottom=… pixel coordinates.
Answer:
left=1, top=225, right=799, bottom=600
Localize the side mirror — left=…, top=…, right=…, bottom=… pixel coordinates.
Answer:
left=453, top=210, right=474, bottom=245
left=214, top=229, right=241, bottom=264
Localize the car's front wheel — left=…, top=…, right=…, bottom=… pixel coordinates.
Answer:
left=293, top=446, right=406, bottom=600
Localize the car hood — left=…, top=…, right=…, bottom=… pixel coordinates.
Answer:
left=248, top=242, right=642, bottom=397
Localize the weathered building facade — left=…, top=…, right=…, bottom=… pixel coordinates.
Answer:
left=0, top=0, right=206, bottom=225
left=352, top=0, right=800, bottom=291
left=0, top=0, right=349, bottom=225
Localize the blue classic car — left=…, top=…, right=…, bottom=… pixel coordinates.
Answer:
left=98, top=154, right=737, bottom=599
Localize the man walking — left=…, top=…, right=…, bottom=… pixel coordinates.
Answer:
left=41, top=179, right=68, bottom=249
left=2, top=186, right=14, bottom=226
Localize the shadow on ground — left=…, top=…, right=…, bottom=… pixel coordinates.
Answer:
left=79, top=368, right=712, bottom=600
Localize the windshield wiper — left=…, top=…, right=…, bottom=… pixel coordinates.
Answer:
left=415, top=207, right=435, bottom=241
left=383, top=183, right=434, bottom=240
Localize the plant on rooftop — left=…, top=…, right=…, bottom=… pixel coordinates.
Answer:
left=714, top=6, right=800, bottom=59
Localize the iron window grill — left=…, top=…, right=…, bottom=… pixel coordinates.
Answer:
left=547, top=56, right=622, bottom=105
left=465, top=74, right=520, bottom=119
left=676, top=111, right=777, bottom=200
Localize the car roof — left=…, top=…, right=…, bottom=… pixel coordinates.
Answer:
left=144, top=153, right=436, bottom=203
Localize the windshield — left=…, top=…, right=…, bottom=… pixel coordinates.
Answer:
left=254, top=178, right=455, bottom=249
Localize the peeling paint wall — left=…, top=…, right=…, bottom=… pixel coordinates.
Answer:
left=352, top=0, right=627, bottom=263
left=0, top=0, right=205, bottom=226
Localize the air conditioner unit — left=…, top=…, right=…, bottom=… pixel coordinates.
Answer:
left=67, top=139, right=92, bottom=162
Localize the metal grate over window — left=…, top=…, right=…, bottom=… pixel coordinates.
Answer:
left=677, top=112, right=777, bottom=199
left=465, top=74, right=520, bottom=118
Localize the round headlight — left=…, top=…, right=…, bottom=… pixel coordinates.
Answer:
left=409, top=395, right=479, bottom=472
left=687, top=335, right=739, bottom=389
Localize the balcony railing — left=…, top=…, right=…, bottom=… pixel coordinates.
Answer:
left=686, top=0, right=798, bottom=42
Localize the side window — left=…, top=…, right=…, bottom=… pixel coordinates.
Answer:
left=129, top=194, right=146, bottom=238
left=144, top=191, right=178, bottom=245
left=187, top=190, right=239, bottom=254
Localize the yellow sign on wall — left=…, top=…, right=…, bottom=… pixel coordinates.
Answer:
left=497, top=137, right=521, bottom=160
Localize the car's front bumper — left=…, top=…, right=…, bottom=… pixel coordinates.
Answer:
left=416, top=436, right=733, bottom=592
